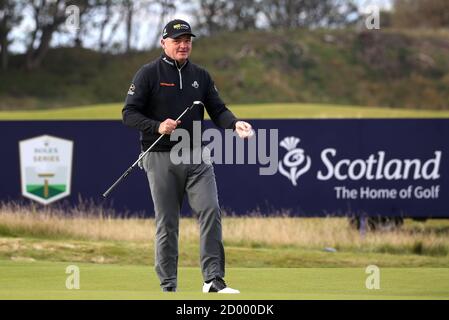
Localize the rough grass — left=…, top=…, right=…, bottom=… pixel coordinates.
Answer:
left=1, top=202, right=449, bottom=267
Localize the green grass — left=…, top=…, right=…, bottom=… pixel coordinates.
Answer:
left=1, top=102, right=449, bottom=120
left=0, top=260, right=448, bottom=299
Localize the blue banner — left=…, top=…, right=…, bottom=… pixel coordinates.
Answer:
left=1, top=119, right=448, bottom=217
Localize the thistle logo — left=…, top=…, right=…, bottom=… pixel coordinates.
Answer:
left=19, top=135, right=73, bottom=205
left=278, top=137, right=311, bottom=186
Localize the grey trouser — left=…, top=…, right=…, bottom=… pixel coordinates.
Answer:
left=143, top=150, right=225, bottom=289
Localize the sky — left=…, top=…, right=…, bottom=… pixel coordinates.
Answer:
left=10, top=0, right=393, bottom=53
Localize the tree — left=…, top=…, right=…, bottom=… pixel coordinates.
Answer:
left=91, top=0, right=174, bottom=53
left=97, top=0, right=113, bottom=51
left=148, top=0, right=176, bottom=49
left=0, top=0, right=24, bottom=70
left=193, top=0, right=261, bottom=36
left=393, top=0, right=449, bottom=28
left=192, top=0, right=358, bottom=35
left=24, top=0, right=91, bottom=70
left=123, top=0, right=133, bottom=53
left=259, top=0, right=358, bottom=29
left=194, top=0, right=228, bottom=35
left=229, top=0, right=260, bottom=31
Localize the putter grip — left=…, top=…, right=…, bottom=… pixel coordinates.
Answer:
left=102, top=169, right=132, bottom=198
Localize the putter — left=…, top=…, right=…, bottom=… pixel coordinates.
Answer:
left=102, top=101, right=204, bottom=198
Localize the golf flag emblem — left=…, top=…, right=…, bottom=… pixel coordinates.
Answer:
left=19, top=135, right=73, bottom=205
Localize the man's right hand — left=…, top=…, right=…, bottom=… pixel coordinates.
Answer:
left=158, top=119, right=181, bottom=135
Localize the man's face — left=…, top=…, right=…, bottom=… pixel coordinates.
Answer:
left=161, top=35, right=192, bottom=64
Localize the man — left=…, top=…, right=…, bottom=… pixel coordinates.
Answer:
left=122, top=19, right=253, bottom=293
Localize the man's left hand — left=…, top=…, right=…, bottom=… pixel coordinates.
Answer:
left=235, top=121, right=254, bottom=139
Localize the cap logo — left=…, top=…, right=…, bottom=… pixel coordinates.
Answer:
left=173, top=23, right=189, bottom=30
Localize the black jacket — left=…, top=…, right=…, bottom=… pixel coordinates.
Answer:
left=122, top=53, right=238, bottom=151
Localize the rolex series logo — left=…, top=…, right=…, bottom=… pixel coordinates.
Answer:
left=19, top=135, right=73, bottom=205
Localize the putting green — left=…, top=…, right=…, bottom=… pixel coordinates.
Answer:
left=0, top=260, right=448, bottom=300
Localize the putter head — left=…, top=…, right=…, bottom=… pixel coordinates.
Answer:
left=191, top=101, right=204, bottom=109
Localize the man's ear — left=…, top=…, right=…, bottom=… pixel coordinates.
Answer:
left=160, top=39, right=165, bottom=49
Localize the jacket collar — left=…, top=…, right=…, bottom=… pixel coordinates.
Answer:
left=161, top=53, right=189, bottom=69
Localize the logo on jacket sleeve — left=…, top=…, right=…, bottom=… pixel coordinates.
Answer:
left=192, top=81, right=199, bottom=89
left=127, top=83, right=135, bottom=96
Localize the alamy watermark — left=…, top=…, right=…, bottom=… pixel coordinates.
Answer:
left=65, top=265, right=80, bottom=290
left=365, top=265, right=380, bottom=289
left=65, top=5, right=80, bottom=32
left=168, top=121, right=279, bottom=176
left=44, top=0, right=80, bottom=32
left=363, top=5, right=380, bottom=30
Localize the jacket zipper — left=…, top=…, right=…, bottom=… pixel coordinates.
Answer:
left=176, top=61, right=185, bottom=90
